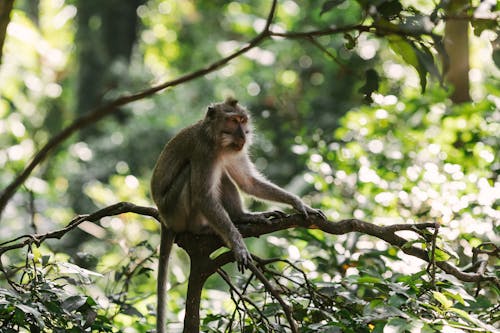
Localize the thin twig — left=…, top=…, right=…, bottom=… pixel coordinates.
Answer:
left=246, top=261, right=299, bottom=333
left=426, top=223, right=440, bottom=289
left=217, top=268, right=269, bottom=331
left=0, top=202, right=159, bottom=255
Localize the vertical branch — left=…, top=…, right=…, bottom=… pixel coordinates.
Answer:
left=0, top=0, right=15, bottom=65
left=427, top=223, right=440, bottom=289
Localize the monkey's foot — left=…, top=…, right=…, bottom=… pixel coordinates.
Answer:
left=235, top=211, right=286, bottom=225
left=233, top=246, right=252, bottom=272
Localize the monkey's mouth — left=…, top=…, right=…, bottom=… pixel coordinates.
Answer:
left=232, top=142, right=245, bottom=150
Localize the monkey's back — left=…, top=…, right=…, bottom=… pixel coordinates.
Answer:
left=151, top=123, right=201, bottom=206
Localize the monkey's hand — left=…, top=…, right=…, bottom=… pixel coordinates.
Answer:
left=292, top=199, right=327, bottom=220
left=233, top=244, right=252, bottom=272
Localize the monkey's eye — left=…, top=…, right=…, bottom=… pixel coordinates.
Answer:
left=241, top=117, right=248, bottom=124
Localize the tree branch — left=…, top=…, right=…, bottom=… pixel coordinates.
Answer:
left=1, top=202, right=496, bottom=287
left=0, top=0, right=279, bottom=219
left=0, top=0, right=440, bottom=220
left=0, top=202, right=159, bottom=255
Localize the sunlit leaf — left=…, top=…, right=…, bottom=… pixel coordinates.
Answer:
left=388, top=36, right=419, bottom=68
left=433, top=248, right=451, bottom=262
left=432, top=291, right=453, bottom=309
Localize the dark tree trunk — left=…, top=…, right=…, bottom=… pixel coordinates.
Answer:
left=0, top=0, right=15, bottom=64
left=444, top=0, right=471, bottom=103
left=75, top=0, right=145, bottom=128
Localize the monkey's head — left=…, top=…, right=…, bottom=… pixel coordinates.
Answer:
left=204, top=98, right=253, bottom=152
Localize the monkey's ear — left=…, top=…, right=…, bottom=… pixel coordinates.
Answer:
left=225, top=97, right=238, bottom=107
left=206, top=106, right=216, bottom=119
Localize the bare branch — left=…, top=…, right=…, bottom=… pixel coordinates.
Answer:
left=247, top=261, right=299, bottom=333
left=0, top=202, right=159, bottom=255
left=1, top=202, right=497, bottom=287
left=0, top=1, right=437, bottom=220
left=0, top=0, right=279, bottom=219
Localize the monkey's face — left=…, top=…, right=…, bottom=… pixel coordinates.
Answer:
left=205, top=99, right=253, bottom=152
left=221, top=115, right=250, bottom=151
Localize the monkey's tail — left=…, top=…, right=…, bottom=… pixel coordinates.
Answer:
left=157, top=225, right=175, bottom=333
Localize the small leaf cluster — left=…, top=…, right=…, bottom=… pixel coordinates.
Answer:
left=0, top=263, right=113, bottom=332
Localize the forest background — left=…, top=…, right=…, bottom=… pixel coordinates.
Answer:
left=0, top=0, right=498, bottom=332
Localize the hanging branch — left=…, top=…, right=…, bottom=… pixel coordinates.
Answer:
left=0, top=0, right=441, bottom=220
left=0, top=0, right=279, bottom=218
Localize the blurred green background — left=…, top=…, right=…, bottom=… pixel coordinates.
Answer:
left=0, top=0, right=498, bottom=332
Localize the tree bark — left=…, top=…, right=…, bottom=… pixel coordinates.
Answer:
left=182, top=237, right=215, bottom=333
left=444, top=0, right=471, bottom=103
left=0, top=0, right=15, bottom=65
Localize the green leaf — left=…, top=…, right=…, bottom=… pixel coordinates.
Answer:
left=431, top=35, right=448, bottom=84
left=471, top=18, right=499, bottom=37
left=320, top=0, right=347, bottom=15
left=415, top=44, right=440, bottom=79
left=41, top=255, right=51, bottom=266
left=388, top=36, right=419, bottom=68
left=443, top=292, right=466, bottom=306
left=433, top=248, right=451, bottom=262
left=16, top=304, right=45, bottom=329
left=357, top=275, right=382, bottom=283
left=433, top=291, right=453, bottom=309
left=62, top=295, right=88, bottom=312
left=412, top=43, right=440, bottom=92
left=384, top=317, right=408, bottom=333
left=344, top=33, right=356, bottom=50
left=377, top=0, right=403, bottom=19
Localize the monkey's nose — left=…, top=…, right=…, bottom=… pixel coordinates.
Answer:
left=234, top=140, right=245, bottom=150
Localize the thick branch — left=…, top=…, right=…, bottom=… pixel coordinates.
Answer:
left=1, top=202, right=496, bottom=286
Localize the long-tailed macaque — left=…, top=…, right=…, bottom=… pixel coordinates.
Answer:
left=150, top=98, right=324, bottom=332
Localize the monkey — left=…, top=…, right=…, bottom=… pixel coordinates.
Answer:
left=150, top=97, right=325, bottom=332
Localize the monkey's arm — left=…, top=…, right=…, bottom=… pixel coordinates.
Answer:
left=220, top=173, right=285, bottom=224
left=227, top=154, right=325, bottom=219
